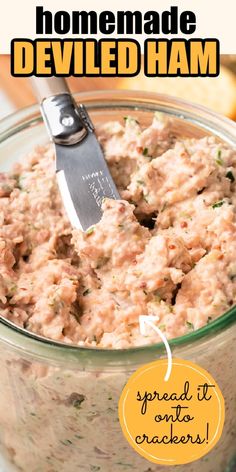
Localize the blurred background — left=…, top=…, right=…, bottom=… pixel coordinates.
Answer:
left=0, top=54, right=236, bottom=121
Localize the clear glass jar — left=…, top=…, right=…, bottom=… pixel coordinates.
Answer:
left=0, top=91, right=235, bottom=472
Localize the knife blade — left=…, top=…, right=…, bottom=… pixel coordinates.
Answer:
left=31, top=77, right=119, bottom=231
left=56, top=130, right=120, bottom=231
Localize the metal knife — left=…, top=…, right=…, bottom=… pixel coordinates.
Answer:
left=31, top=77, right=119, bottom=231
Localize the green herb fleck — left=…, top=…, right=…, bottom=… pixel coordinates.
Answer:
left=186, top=321, right=194, bottom=330
left=60, top=439, right=73, bottom=446
left=179, top=211, right=191, bottom=219
left=72, top=395, right=85, bottom=409
left=124, top=116, right=139, bottom=125
left=142, top=147, right=148, bottom=156
left=90, top=466, right=101, bottom=471
left=215, top=149, right=224, bottom=166
left=137, top=179, right=145, bottom=185
left=160, top=202, right=167, bottom=212
left=212, top=200, right=225, bottom=209
left=207, top=317, right=212, bottom=324
left=226, top=170, right=235, bottom=183
left=83, top=288, right=91, bottom=296
left=8, top=284, right=17, bottom=295
left=86, top=226, right=95, bottom=235
left=159, top=324, right=166, bottom=331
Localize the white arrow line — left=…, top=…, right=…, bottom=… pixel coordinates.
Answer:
left=139, top=315, right=172, bottom=382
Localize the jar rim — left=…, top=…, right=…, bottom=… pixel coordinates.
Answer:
left=0, top=89, right=235, bottom=366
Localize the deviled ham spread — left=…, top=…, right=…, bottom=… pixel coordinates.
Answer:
left=1, top=114, right=236, bottom=347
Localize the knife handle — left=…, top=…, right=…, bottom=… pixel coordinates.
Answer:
left=31, top=77, right=70, bottom=104
left=30, top=76, right=94, bottom=146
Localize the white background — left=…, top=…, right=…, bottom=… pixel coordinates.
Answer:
left=0, top=0, right=235, bottom=54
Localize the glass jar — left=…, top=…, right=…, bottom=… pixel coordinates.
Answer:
left=0, top=91, right=235, bottom=472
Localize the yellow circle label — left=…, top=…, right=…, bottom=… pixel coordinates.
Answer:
left=119, top=358, right=225, bottom=465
